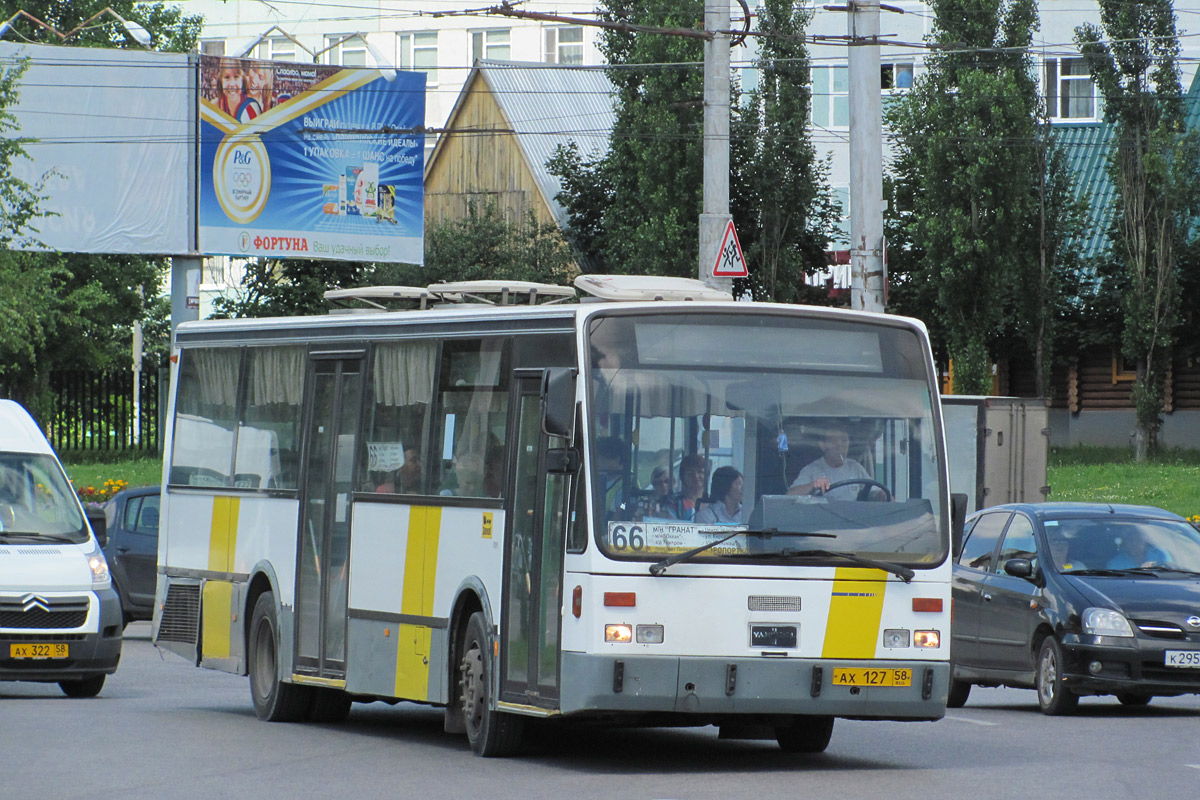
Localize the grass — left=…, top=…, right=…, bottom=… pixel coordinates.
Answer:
left=1048, top=446, right=1200, bottom=518
left=54, top=446, right=1200, bottom=518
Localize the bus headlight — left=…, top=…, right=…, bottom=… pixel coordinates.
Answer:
left=883, top=629, right=910, bottom=648
left=605, top=624, right=633, bottom=643
left=635, top=624, right=664, bottom=644
left=914, top=630, right=940, bottom=648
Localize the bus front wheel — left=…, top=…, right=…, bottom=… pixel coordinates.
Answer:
left=459, top=611, right=524, bottom=757
left=775, top=715, right=834, bottom=753
left=249, top=592, right=312, bottom=722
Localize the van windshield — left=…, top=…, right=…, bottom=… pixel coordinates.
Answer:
left=0, top=453, right=88, bottom=542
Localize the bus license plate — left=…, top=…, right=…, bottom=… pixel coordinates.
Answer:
left=832, top=668, right=912, bottom=687
left=10, top=643, right=69, bottom=660
left=1165, top=650, right=1200, bottom=668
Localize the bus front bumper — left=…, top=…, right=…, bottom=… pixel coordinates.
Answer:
left=560, top=653, right=948, bottom=721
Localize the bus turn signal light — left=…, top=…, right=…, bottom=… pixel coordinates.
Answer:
left=604, top=592, right=636, bottom=607
left=605, top=624, right=633, bottom=643
left=912, top=598, right=943, bottom=613
left=572, top=585, right=582, bottom=618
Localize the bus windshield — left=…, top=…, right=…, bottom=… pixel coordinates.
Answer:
left=586, top=311, right=946, bottom=568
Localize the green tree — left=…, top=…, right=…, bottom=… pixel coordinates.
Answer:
left=887, top=0, right=1042, bottom=395
left=1076, top=0, right=1199, bottom=460
left=730, top=0, right=838, bottom=303
left=211, top=258, right=368, bottom=319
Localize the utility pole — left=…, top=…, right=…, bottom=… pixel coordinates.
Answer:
left=699, top=0, right=732, bottom=291
left=847, top=0, right=886, bottom=312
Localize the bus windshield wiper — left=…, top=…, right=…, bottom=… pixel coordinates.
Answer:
left=648, top=529, right=836, bottom=576
left=726, top=547, right=915, bottom=583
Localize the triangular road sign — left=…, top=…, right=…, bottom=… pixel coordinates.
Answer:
left=712, top=219, right=748, bottom=278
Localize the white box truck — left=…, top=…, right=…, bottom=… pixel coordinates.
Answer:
left=941, top=395, right=1050, bottom=512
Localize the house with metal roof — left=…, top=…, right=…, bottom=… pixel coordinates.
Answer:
left=423, top=60, right=615, bottom=235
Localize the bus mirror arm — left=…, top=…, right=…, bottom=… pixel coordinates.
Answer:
left=950, top=493, right=968, bottom=558
left=546, top=447, right=581, bottom=475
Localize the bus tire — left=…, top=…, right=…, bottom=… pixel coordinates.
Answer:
left=308, top=687, right=353, bottom=723
left=947, top=679, right=971, bottom=708
left=249, top=591, right=312, bottom=722
left=775, top=715, right=834, bottom=753
left=460, top=611, right=523, bottom=757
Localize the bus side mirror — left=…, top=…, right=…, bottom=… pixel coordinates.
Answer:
left=950, top=493, right=968, bottom=558
left=542, top=367, right=577, bottom=439
left=546, top=447, right=581, bottom=475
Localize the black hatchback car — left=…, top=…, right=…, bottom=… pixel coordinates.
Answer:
left=951, top=502, right=1200, bottom=714
left=100, top=486, right=160, bottom=626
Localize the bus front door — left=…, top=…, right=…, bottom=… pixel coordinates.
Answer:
left=499, top=374, right=569, bottom=708
left=294, top=355, right=364, bottom=681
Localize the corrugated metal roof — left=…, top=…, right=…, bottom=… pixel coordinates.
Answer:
left=1053, top=121, right=1114, bottom=261
left=478, top=61, right=616, bottom=228
left=1056, top=68, right=1200, bottom=261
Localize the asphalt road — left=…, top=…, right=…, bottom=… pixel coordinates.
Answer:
left=4, top=624, right=1199, bottom=800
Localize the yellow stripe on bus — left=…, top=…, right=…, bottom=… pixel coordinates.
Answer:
left=821, top=567, right=888, bottom=660
left=202, top=497, right=240, bottom=661
left=207, top=496, right=240, bottom=573
left=394, top=506, right=443, bottom=700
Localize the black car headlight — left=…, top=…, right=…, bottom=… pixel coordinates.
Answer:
left=1082, top=607, right=1134, bottom=637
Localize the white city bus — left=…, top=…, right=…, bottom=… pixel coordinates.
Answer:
left=153, top=276, right=958, bottom=756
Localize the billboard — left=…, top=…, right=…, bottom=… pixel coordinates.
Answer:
left=2, top=42, right=191, bottom=254
left=198, top=55, right=424, bottom=264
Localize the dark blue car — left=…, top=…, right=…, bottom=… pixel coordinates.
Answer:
left=951, top=502, right=1200, bottom=714
left=101, top=486, right=160, bottom=627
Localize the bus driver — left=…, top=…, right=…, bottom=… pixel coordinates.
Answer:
left=786, top=423, right=882, bottom=501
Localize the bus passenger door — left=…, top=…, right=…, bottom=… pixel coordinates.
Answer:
left=500, top=373, right=570, bottom=708
left=294, top=354, right=364, bottom=681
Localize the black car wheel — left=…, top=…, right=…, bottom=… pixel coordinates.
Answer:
left=947, top=679, right=972, bottom=708
left=1036, top=636, right=1078, bottom=715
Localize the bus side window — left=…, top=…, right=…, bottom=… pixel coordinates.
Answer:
left=435, top=339, right=509, bottom=498
left=238, top=346, right=305, bottom=491
left=364, top=341, right=437, bottom=496
left=170, top=348, right=241, bottom=488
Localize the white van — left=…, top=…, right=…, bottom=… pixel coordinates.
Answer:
left=0, top=400, right=122, bottom=696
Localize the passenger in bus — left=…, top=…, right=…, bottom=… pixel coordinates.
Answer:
left=482, top=447, right=505, bottom=498
left=662, top=454, right=708, bottom=521
left=694, top=466, right=746, bottom=525
left=787, top=424, right=881, bottom=501
left=374, top=447, right=423, bottom=495
left=644, top=465, right=674, bottom=515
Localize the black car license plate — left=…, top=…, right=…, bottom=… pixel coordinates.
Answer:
left=751, top=625, right=797, bottom=648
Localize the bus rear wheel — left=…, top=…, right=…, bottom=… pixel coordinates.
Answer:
left=459, top=611, right=523, bottom=757
left=249, top=592, right=312, bottom=722
left=775, top=715, right=834, bottom=753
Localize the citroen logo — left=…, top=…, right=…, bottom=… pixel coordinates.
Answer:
left=1187, top=616, right=1200, bottom=628
left=21, top=594, right=50, bottom=613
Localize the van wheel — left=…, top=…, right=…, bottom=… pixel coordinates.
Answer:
left=249, top=592, right=312, bottom=721
left=947, top=679, right=972, bottom=708
left=112, top=580, right=131, bottom=630
left=59, top=675, right=105, bottom=698
left=775, top=715, right=834, bottom=753
left=459, top=611, right=523, bottom=756
left=1036, top=636, right=1078, bottom=715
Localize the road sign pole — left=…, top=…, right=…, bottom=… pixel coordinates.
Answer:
left=700, top=0, right=732, bottom=292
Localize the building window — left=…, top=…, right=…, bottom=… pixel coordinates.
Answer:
left=200, top=39, right=225, bottom=57
left=544, top=26, right=583, bottom=65
left=255, top=36, right=296, bottom=62
left=471, top=29, right=510, bottom=63
left=398, top=31, right=438, bottom=85
left=881, top=61, right=913, bottom=113
left=811, top=64, right=848, bottom=128
left=1045, top=57, right=1097, bottom=119
left=325, top=34, right=367, bottom=67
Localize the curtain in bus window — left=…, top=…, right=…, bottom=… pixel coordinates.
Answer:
left=237, top=346, right=305, bottom=490
left=170, top=348, right=240, bottom=487
left=365, top=341, right=436, bottom=495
